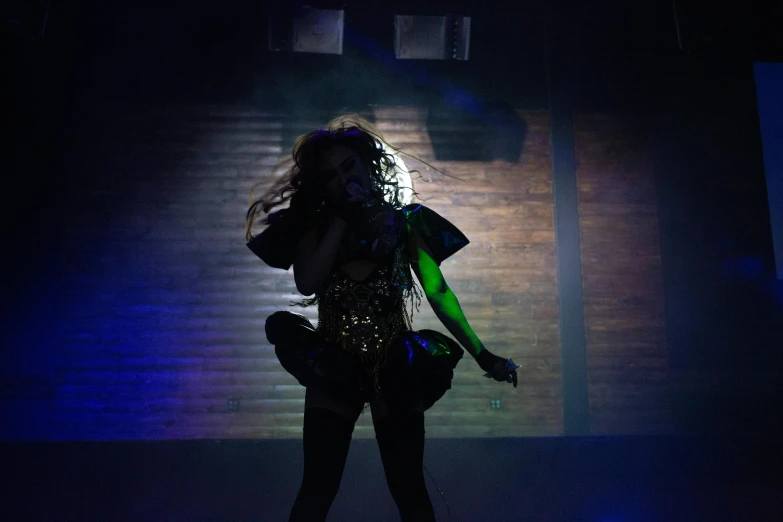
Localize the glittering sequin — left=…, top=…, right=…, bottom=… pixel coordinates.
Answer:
left=316, top=240, right=422, bottom=399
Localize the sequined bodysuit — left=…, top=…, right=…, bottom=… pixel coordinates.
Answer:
left=314, top=203, right=420, bottom=400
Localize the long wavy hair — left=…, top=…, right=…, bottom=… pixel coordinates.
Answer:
left=245, top=115, right=427, bottom=241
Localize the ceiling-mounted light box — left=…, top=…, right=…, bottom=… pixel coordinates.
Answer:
left=394, top=15, right=471, bottom=60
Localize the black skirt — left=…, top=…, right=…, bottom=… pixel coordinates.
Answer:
left=265, top=310, right=464, bottom=412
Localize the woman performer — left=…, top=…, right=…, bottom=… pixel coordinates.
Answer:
left=245, top=116, right=518, bottom=522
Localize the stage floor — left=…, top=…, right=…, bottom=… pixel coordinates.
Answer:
left=3, top=436, right=782, bottom=521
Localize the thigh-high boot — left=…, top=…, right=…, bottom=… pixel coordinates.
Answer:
left=289, top=407, right=356, bottom=522
left=374, top=410, right=436, bottom=522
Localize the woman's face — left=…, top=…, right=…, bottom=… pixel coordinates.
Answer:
left=317, top=145, right=372, bottom=202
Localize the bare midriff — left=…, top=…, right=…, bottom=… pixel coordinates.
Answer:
left=337, top=258, right=380, bottom=282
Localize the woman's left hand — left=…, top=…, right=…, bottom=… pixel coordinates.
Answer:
left=476, top=349, right=519, bottom=388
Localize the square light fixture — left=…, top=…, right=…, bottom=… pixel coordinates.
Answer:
left=394, top=15, right=471, bottom=60
left=269, top=7, right=344, bottom=55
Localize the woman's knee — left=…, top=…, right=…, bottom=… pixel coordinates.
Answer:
left=371, top=394, right=426, bottom=423
left=373, top=408, right=426, bottom=452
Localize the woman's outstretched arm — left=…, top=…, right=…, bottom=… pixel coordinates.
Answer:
left=406, top=223, right=486, bottom=359
left=407, top=222, right=519, bottom=387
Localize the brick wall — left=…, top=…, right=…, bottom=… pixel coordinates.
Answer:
left=48, top=103, right=675, bottom=439
left=574, top=113, right=673, bottom=434
left=53, top=105, right=563, bottom=439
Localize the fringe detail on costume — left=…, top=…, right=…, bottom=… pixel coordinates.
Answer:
left=288, top=236, right=423, bottom=401
left=362, top=243, right=422, bottom=399
left=394, top=242, right=422, bottom=333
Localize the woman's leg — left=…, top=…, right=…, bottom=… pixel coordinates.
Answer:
left=289, top=384, right=365, bottom=522
left=371, top=398, right=436, bottom=522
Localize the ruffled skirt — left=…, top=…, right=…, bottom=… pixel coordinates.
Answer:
left=265, top=310, right=464, bottom=412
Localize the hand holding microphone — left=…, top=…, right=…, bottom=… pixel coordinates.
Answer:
left=330, top=177, right=371, bottom=223
left=476, top=349, right=520, bottom=388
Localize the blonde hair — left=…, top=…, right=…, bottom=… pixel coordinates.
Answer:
left=245, top=115, right=418, bottom=241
